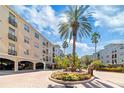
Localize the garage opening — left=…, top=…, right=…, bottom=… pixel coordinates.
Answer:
left=18, top=61, right=33, bottom=70
left=36, top=63, right=44, bottom=69
left=0, top=58, right=14, bottom=70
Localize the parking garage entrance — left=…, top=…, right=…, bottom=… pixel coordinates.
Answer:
left=0, top=58, right=14, bottom=70
left=36, top=63, right=44, bottom=69
left=18, top=61, right=33, bottom=70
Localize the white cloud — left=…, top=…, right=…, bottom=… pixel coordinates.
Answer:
left=11, top=5, right=59, bottom=36
left=92, top=6, right=124, bottom=34
left=68, top=39, right=92, bottom=52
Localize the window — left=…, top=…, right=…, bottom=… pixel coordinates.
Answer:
left=24, top=24, right=30, bottom=32
left=8, top=12, right=17, bottom=27
left=24, top=36, right=29, bottom=44
left=8, top=43, right=17, bottom=56
left=46, top=56, right=48, bottom=61
left=115, top=54, right=117, bottom=58
left=34, top=42, right=39, bottom=48
left=8, top=43, right=15, bottom=51
left=53, top=47, right=55, bottom=51
left=43, top=50, right=45, bottom=53
left=24, top=49, right=29, bottom=55
left=115, top=60, right=117, bottom=64
left=35, top=33, right=39, bottom=39
left=9, top=27, right=15, bottom=36
left=46, top=49, right=48, bottom=54
left=112, top=54, right=114, bottom=58
left=106, top=55, right=109, bottom=58
left=46, top=42, right=48, bottom=47
left=107, top=60, right=110, bottom=63
left=112, top=60, right=114, bottom=64
left=120, top=46, right=124, bottom=49
left=8, top=27, right=17, bottom=41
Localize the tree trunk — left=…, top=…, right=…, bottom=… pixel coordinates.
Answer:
left=95, top=43, right=97, bottom=59
left=71, top=35, right=76, bottom=72
left=64, top=49, right=65, bottom=56
left=73, top=35, right=76, bottom=65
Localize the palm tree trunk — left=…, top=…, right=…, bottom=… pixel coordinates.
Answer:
left=72, top=35, right=76, bottom=72
left=64, top=49, right=65, bottom=56
left=95, top=43, right=97, bottom=59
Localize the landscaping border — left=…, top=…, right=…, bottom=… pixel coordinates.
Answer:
left=49, top=75, right=95, bottom=85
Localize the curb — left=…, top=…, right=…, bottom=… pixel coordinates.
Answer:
left=49, top=76, right=95, bottom=85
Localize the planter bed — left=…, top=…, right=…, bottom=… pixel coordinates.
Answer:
left=49, top=71, right=93, bottom=84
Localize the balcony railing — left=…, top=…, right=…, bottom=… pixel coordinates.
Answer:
left=8, top=33, right=17, bottom=42
left=8, top=17, right=17, bottom=27
left=8, top=49, right=17, bottom=56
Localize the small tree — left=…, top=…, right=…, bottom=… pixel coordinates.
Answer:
left=81, top=55, right=92, bottom=66
left=54, top=56, right=62, bottom=69
left=54, top=56, right=69, bottom=70
left=91, top=60, right=104, bottom=70
left=62, top=40, right=68, bottom=55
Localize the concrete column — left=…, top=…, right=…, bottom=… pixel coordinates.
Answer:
left=14, top=61, right=18, bottom=71
left=33, top=63, right=36, bottom=70
left=52, top=64, right=54, bottom=70
left=44, top=63, right=46, bottom=70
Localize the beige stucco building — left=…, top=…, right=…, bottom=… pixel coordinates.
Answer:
left=0, top=5, right=55, bottom=71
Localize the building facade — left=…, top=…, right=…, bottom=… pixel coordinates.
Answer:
left=92, top=43, right=124, bottom=65
left=52, top=45, right=64, bottom=62
left=0, top=5, right=55, bottom=71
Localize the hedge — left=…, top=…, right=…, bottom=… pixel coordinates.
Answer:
left=97, top=67, right=124, bottom=73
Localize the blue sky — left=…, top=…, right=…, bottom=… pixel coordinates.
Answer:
left=10, top=5, right=124, bottom=57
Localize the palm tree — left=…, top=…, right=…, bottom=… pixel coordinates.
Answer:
left=91, top=32, right=100, bottom=56
left=59, top=6, right=92, bottom=70
left=62, top=40, right=68, bottom=55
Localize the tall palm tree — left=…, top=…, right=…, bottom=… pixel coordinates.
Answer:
left=91, top=32, right=100, bottom=55
left=62, top=40, right=68, bottom=55
left=59, top=5, right=92, bottom=69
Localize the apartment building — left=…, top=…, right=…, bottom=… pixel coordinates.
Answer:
left=0, top=5, right=54, bottom=71
left=52, top=45, right=64, bottom=63
left=53, top=45, right=64, bottom=57
left=92, top=43, right=124, bottom=65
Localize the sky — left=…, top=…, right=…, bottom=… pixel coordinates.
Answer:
left=10, top=5, right=124, bottom=57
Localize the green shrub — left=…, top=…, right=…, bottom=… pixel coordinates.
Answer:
left=97, top=67, right=124, bottom=72
left=82, top=64, right=88, bottom=69
left=51, top=71, right=92, bottom=81
left=92, top=60, right=104, bottom=70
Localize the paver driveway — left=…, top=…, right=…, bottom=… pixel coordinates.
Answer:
left=0, top=70, right=123, bottom=88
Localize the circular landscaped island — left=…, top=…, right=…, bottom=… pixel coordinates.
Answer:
left=49, top=71, right=94, bottom=85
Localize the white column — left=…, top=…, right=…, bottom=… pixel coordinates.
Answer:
left=33, top=63, right=36, bottom=70
left=44, top=63, right=46, bottom=70
left=14, top=61, right=18, bottom=71
left=52, top=64, right=54, bottom=70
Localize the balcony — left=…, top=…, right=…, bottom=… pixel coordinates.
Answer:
left=8, top=17, right=17, bottom=27
left=8, top=33, right=17, bottom=42
left=8, top=49, right=17, bottom=56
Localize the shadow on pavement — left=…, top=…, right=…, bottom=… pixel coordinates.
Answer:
left=82, top=77, right=114, bottom=88
left=48, top=77, right=116, bottom=88
left=48, top=84, right=77, bottom=88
